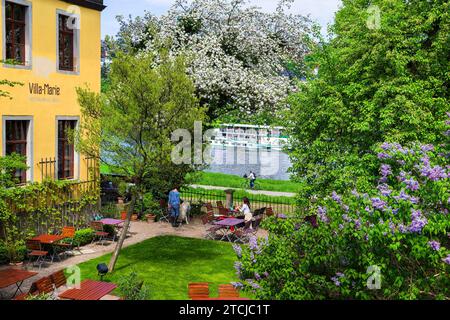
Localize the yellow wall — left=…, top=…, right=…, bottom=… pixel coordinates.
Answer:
left=0, top=0, right=101, bottom=182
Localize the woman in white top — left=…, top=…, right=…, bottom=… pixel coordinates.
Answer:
left=236, top=197, right=253, bottom=228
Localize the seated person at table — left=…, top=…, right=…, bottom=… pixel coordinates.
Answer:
left=236, top=197, right=253, bottom=229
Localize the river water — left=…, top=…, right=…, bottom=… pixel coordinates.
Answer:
left=205, top=145, right=293, bottom=181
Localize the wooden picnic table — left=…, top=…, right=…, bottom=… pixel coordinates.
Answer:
left=58, top=279, right=117, bottom=300
left=0, top=268, right=38, bottom=299
left=31, top=234, right=67, bottom=244
left=31, top=234, right=68, bottom=262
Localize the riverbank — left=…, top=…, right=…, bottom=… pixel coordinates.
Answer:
left=190, top=172, right=302, bottom=193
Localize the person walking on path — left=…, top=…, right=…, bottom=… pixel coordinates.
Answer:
left=248, top=171, right=256, bottom=189
left=168, top=186, right=181, bottom=227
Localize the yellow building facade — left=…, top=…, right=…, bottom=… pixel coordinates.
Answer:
left=0, top=0, right=105, bottom=183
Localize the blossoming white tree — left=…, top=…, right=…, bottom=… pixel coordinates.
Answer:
left=112, top=0, right=316, bottom=118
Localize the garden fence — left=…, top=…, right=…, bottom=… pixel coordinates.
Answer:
left=1, top=180, right=100, bottom=239
left=180, top=188, right=297, bottom=216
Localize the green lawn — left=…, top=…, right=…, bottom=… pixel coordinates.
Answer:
left=76, top=236, right=245, bottom=300
left=190, top=172, right=303, bottom=193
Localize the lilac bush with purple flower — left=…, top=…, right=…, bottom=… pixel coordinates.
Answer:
left=233, top=117, right=450, bottom=299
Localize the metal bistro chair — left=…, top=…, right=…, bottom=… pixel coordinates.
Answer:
left=251, top=215, right=264, bottom=236
left=54, top=227, right=78, bottom=259
left=25, top=240, right=48, bottom=270
left=90, top=221, right=109, bottom=245
left=201, top=215, right=222, bottom=240
left=233, top=220, right=253, bottom=244
left=159, top=199, right=170, bottom=223
left=216, top=201, right=225, bottom=210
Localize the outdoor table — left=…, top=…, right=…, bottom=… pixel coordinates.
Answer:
left=58, top=279, right=117, bottom=300
left=100, top=218, right=124, bottom=226
left=100, top=218, right=124, bottom=241
left=31, top=234, right=67, bottom=244
left=0, top=268, right=38, bottom=299
left=214, top=218, right=245, bottom=242
left=31, top=234, right=68, bottom=262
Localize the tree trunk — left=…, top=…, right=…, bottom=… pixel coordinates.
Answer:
left=108, top=193, right=136, bottom=272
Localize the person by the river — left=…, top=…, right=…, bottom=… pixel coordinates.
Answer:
left=248, top=171, right=256, bottom=189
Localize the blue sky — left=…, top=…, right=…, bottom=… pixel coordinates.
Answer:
left=101, top=0, right=343, bottom=39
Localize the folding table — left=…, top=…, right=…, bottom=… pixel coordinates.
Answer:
left=0, top=268, right=38, bottom=299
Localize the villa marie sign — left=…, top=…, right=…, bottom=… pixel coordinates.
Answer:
left=28, top=82, right=61, bottom=96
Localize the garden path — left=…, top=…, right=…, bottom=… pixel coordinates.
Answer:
left=0, top=217, right=268, bottom=299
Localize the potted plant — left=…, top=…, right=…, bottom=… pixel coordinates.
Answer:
left=145, top=213, right=156, bottom=223
left=4, top=238, right=25, bottom=267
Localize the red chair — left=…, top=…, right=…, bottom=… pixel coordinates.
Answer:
left=188, top=282, right=210, bottom=300
left=90, top=221, right=109, bottom=245
left=25, top=240, right=48, bottom=270
left=218, top=284, right=240, bottom=298
left=50, top=270, right=67, bottom=289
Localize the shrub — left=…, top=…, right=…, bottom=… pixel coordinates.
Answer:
left=100, top=203, right=119, bottom=218
left=73, top=228, right=95, bottom=246
left=0, top=240, right=26, bottom=264
left=117, top=271, right=151, bottom=300
left=234, top=121, right=450, bottom=299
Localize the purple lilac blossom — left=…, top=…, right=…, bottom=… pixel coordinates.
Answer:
left=371, top=198, right=387, bottom=210
left=443, top=255, right=450, bottom=265
left=420, top=144, right=435, bottom=152
left=254, top=273, right=261, bottom=280
left=234, top=262, right=242, bottom=276
left=421, top=165, right=448, bottom=181
left=428, top=241, right=440, bottom=251
left=378, top=152, right=392, bottom=159
left=398, top=224, right=408, bottom=234
left=318, top=206, right=329, bottom=223
left=409, top=210, right=428, bottom=233
left=246, top=279, right=261, bottom=290
left=404, top=178, right=420, bottom=191
left=231, top=282, right=244, bottom=289
left=342, top=214, right=351, bottom=222
left=380, top=164, right=392, bottom=177
left=331, top=191, right=342, bottom=204
left=249, top=236, right=259, bottom=251
left=378, top=184, right=392, bottom=196
left=233, top=244, right=242, bottom=258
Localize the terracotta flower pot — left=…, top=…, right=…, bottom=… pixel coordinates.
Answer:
left=131, top=214, right=139, bottom=221
left=146, top=214, right=156, bottom=223
left=9, top=262, right=24, bottom=269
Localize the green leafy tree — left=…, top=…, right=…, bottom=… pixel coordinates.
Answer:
left=76, top=51, right=206, bottom=271
left=287, top=0, right=449, bottom=199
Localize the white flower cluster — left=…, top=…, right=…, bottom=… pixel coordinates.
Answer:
left=118, top=0, right=314, bottom=114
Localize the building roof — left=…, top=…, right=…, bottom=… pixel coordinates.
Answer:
left=62, top=0, right=106, bottom=12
